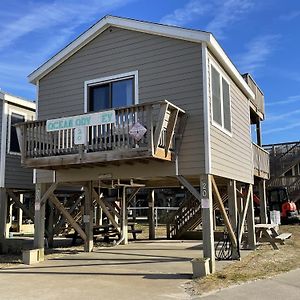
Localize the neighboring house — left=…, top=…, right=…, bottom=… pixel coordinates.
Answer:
left=0, top=91, right=36, bottom=252
left=264, top=141, right=300, bottom=204
left=16, top=16, right=269, bottom=272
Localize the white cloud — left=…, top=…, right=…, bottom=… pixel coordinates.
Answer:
left=0, top=0, right=132, bottom=52
left=236, top=34, right=280, bottom=73
left=160, top=0, right=211, bottom=26
left=264, top=122, right=300, bottom=134
left=279, top=10, right=300, bottom=21
left=267, top=109, right=300, bottom=121
left=206, top=0, right=253, bottom=38
left=266, top=95, right=300, bottom=106
left=160, top=0, right=253, bottom=38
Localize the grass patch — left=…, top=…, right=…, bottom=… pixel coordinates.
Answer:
left=190, top=225, right=300, bottom=296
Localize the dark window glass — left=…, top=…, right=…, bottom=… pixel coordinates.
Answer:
left=112, top=79, right=133, bottom=108
left=89, top=83, right=110, bottom=112
left=88, top=78, right=134, bottom=112
left=10, top=113, right=25, bottom=153
left=211, top=66, right=222, bottom=125
left=222, top=78, right=231, bottom=131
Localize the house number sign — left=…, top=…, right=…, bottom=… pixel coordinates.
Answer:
left=200, top=176, right=211, bottom=209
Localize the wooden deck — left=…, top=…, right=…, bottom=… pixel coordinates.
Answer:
left=16, top=100, right=186, bottom=169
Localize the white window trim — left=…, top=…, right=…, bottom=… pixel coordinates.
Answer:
left=210, top=60, right=232, bottom=137
left=7, top=107, right=27, bottom=156
left=84, top=70, right=139, bottom=113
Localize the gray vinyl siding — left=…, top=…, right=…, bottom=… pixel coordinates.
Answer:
left=4, top=104, right=34, bottom=189
left=0, top=101, right=2, bottom=151
left=208, top=52, right=253, bottom=184
left=38, top=27, right=205, bottom=177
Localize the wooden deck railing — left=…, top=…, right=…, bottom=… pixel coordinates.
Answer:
left=253, top=143, right=270, bottom=179
left=16, top=100, right=186, bottom=169
left=243, top=73, right=264, bottom=117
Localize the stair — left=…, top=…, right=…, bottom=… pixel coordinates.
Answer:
left=267, top=142, right=300, bottom=177
left=167, top=192, right=228, bottom=239
left=265, top=141, right=300, bottom=204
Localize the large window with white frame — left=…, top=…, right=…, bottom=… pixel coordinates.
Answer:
left=211, top=64, right=232, bottom=133
left=85, top=71, right=138, bottom=113
left=8, top=112, right=25, bottom=154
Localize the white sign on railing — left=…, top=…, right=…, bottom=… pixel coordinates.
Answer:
left=74, top=126, right=87, bottom=145
left=46, top=110, right=116, bottom=132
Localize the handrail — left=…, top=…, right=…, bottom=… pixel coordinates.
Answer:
left=15, top=100, right=186, bottom=168
left=252, top=142, right=270, bottom=178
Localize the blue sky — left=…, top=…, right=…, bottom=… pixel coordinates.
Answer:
left=0, top=0, right=299, bottom=144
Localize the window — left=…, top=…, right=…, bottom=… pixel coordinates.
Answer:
left=211, top=64, right=231, bottom=133
left=88, top=77, right=134, bottom=112
left=9, top=113, right=25, bottom=153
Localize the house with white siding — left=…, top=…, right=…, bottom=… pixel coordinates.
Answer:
left=0, top=90, right=35, bottom=252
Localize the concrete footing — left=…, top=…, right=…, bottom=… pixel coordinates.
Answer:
left=191, top=258, right=210, bottom=278
left=22, top=248, right=44, bottom=265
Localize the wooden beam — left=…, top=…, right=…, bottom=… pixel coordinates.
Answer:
left=211, top=176, right=237, bottom=248
left=53, top=193, right=83, bottom=234
left=227, top=180, right=238, bottom=230
left=153, top=103, right=169, bottom=153
left=34, top=183, right=47, bottom=249
left=101, top=198, right=120, bottom=220
left=238, top=185, right=251, bottom=244
left=247, top=185, right=256, bottom=249
left=92, top=190, right=120, bottom=232
left=200, top=175, right=215, bottom=273
left=84, top=182, right=93, bottom=252
left=164, top=109, right=178, bottom=157
left=148, top=190, right=155, bottom=240
left=40, top=183, right=58, bottom=206
left=177, top=175, right=201, bottom=202
left=259, top=179, right=268, bottom=223
left=48, top=194, right=86, bottom=241
left=0, top=188, right=8, bottom=241
left=7, top=189, right=34, bottom=221
left=127, top=188, right=141, bottom=206
left=121, top=186, right=128, bottom=244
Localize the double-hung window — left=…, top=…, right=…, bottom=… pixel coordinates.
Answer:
left=211, top=64, right=231, bottom=133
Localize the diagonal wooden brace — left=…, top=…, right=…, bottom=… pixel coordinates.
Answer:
left=211, top=176, right=237, bottom=249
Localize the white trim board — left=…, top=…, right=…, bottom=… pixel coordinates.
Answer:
left=202, top=43, right=211, bottom=174
left=28, top=15, right=255, bottom=101
left=7, top=106, right=28, bottom=156
left=84, top=70, right=139, bottom=113
left=0, top=102, right=8, bottom=187
left=0, top=91, right=36, bottom=110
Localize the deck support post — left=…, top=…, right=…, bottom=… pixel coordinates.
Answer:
left=121, top=186, right=128, bottom=245
left=18, top=193, right=24, bottom=232
left=228, top=180, right=238, bottom=230
left=258, top=179, right=268, bottom=223
left=84, top=181, right=93, bottom=252
left=200, top=174, right=215, bottom=274
left=227, top=180, right=239, bottom=258
left=34, top=183, right=47, bottom=250
left=246, top=184, right=256, bottom=249
left=0, top=188, right=8, bottom=253
left=148, top=189, right=155, bottom=240
left=46, top=201, right=54, bottom=248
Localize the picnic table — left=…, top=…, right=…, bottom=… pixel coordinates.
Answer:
left=128, top=222, right=143, bottom=240
left=255, top=223, right=292, bottom=250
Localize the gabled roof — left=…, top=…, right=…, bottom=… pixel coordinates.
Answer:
left=28, top=15, right=255, bottom=100
left=0, top=90, right=36, bottom=110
